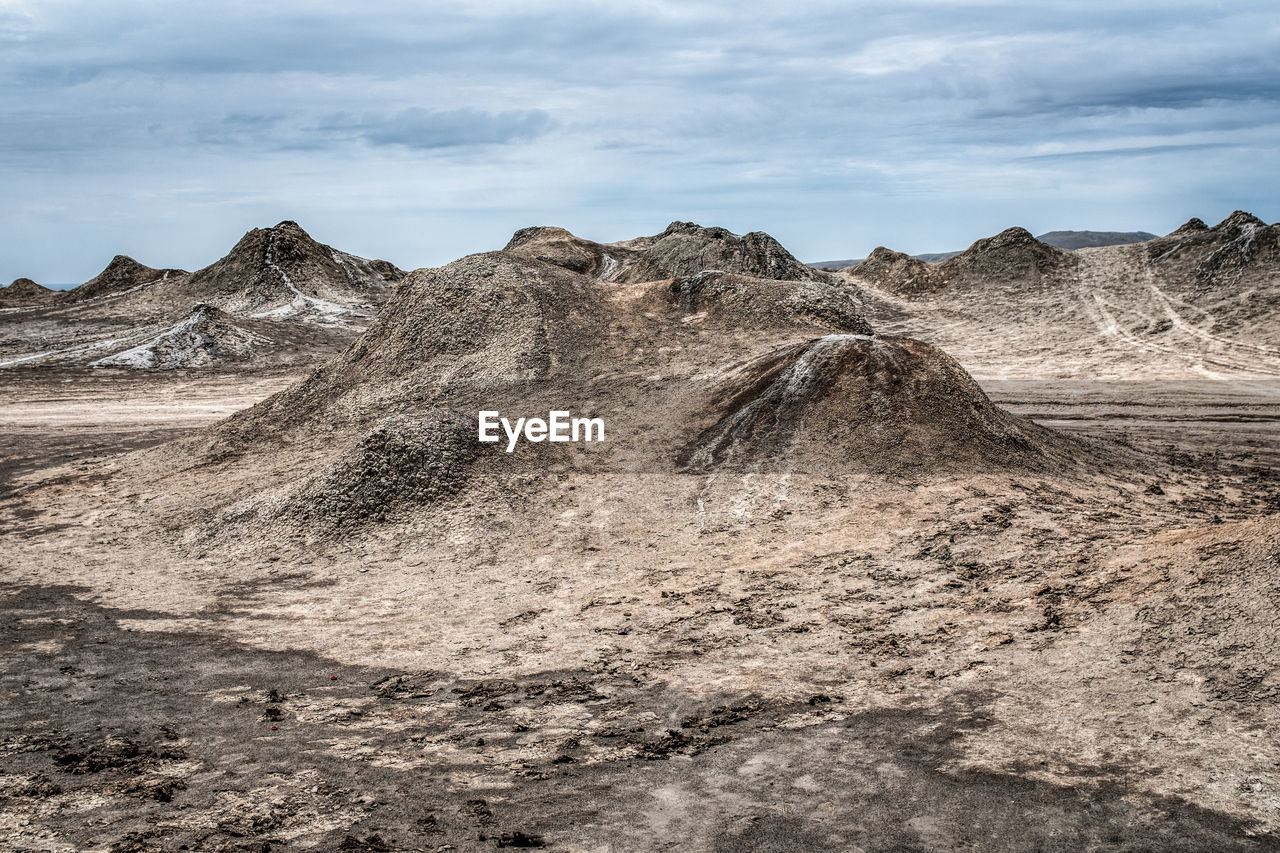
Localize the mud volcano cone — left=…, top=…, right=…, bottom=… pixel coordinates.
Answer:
left=682, top=334, right=1077, bottom=473
left=66, top=255, right=186, bottom=302
left=182, top=220, right=403, bottom=315
left=0, top=277, right=57, bottom=306
left=91, top=303, right=268, bottom=370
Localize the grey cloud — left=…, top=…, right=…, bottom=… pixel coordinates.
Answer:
left=322, top=108, right=555, bottom=150
left=975, top=75, right=1280, bottom=121
left=191, top=113, right=290, bottom=146
left=1014, top=142, right=1246, bottom=162
left=1, top=0, right=1278, bottom=282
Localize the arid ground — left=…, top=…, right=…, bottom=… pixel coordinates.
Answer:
left=3, top=218, right=1280, bottom=852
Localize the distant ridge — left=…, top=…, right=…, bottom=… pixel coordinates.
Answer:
left=1036, top=230, right=1158, bottom=250
left=810, top=229, right=1158, bottom=270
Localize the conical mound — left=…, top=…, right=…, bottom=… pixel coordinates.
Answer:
left=615, top=221, right=821, bottom=283
left=182, top=220, right=403, bottom=318
left=90, top=303, right=268, bottom=370
left=850, top=247, right=935, bottom=294
left=0, top=277, right=57, bottom=307
left=338, top=251, right=610, bottom=386
left=1146, top=210, right=1278, bottom=286
left=933, top=227, right=1078, bottom=290
left=852, top=228, right=1077, bottom=295
left=65, top=255, right=187, bottom=302
left=680, top=334, right=1082, bottom=474
left=223, top=250, right=615, bottom=433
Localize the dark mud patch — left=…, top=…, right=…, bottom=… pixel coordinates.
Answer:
left=0, top=426, right=197, bottom=497
left=1, top=584, right=1276, bottom=852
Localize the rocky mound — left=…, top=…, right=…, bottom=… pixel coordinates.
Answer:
left=90, top=303, right=269, bottom=370
left=849, top=248, right=936, bottom=293
left=63, top=255, right=187, bottom=303
left=181, top=221, right=403, bottom=319
left=680, top=334, right=1080, bottom=474
left=935, top=227, right=1079, bottom=289
left=616, top=221, right=821, bottom=283
left=502, top=222, right=824, bottom=284
left=0, top=277, right=57, bottom=307
left=283, top=410, right=481, bottom=531
left=1146, top=211, right=1279, bottom=287
left=224, top=250, right=615, bottom=432
left=851, top=228, right=1078, bottom=296
left=665, top=271, right=871, bottom=333
left=1170, top=217, right=1209, bottom=235
left=502, top=226, right=639, bottom=280
left=348, top=251, right=610, bottom=386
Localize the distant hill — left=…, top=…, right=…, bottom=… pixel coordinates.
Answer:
left=851, top=227, right=1078, bottom=296
left=1036, top=230, right=1158, bottom=250
left=836, top=211, right=1280, bottom=379
left=62, top=255, right=188, bottom=302
left=810, top=229, right=1157, bottom=270
left=0, top=277, right=58, bottom=307
left=0, top=220, right=405, bottom=371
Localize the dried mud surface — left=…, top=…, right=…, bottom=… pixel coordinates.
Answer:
left=2, top=370, right=1279, bottom=852
left=3, top=216, right=1279, bottom=851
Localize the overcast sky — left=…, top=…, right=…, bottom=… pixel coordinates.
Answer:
left=3, top=0, right=1278, bottom=283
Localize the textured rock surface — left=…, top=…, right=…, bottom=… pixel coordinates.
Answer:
left=503, top=221, right=826, bottom=283
left=286, top=410, right=481, bottom=530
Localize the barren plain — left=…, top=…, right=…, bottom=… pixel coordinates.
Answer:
left=2, top=217, right=1279, bottom=852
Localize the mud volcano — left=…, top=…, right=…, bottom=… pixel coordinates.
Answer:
left=0, top=277, right=57, bottom=307
left=1147, top=210, right=1279, bottom=286
left=682, top=334, right=1080, bottom=473
left=853, top=227, right=1078, bottom=296
left=182, top=220, right=402, bottom=317
left=91, top=303, right=268, bottom=370
left=615, top=220, right=822, bottom=283
left=666, top=271, right=871, bottom=332
left=64, top=255, right=187, bottom=303
left=503, top=221, right=826, bottom=284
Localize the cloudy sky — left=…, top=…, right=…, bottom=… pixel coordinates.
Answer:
left=3, top=0, right=1278, bottom=283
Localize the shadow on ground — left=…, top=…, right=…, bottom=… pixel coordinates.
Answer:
left=2, top=584, right=1276, bottom=852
